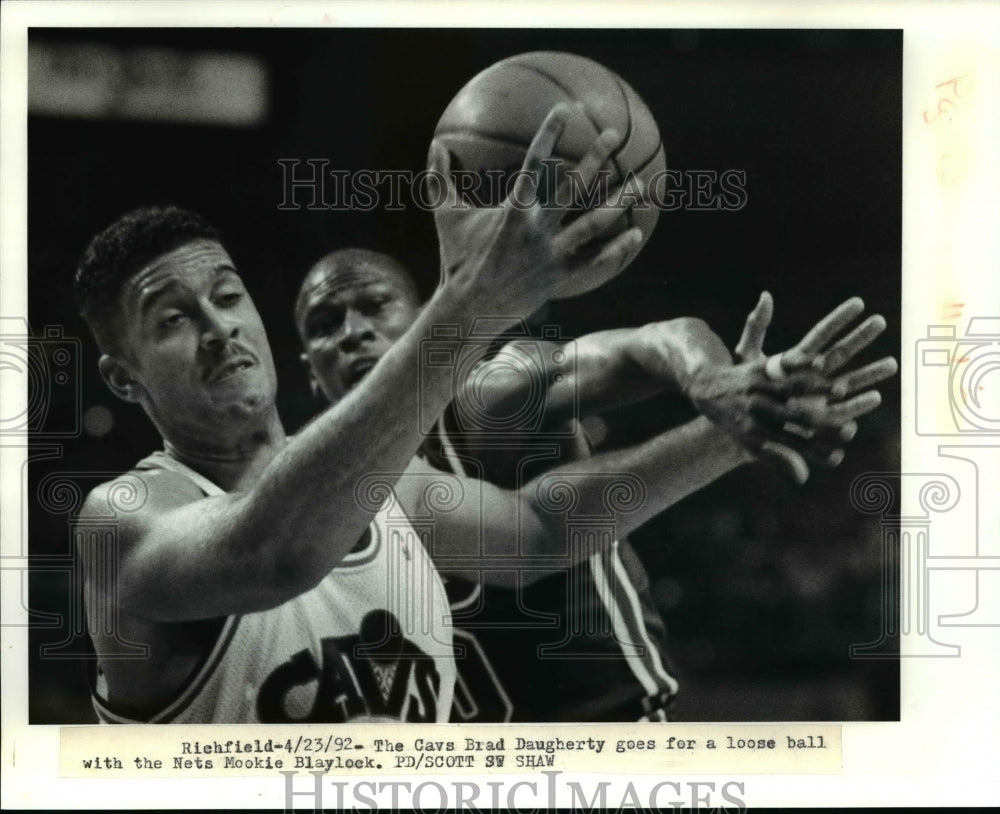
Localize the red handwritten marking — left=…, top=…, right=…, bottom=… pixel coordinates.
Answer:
left=923, top=75, right=968, bottom=124
left=935, top=77, right=967, bottom=97
left=957, top=357, right=971, bottom=363
left=924, top=97, right=956, bottom=125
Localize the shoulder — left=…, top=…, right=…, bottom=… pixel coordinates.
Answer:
left=80, top=466, right=205, bottom=519
left=77, top=467, right=208, bottom=557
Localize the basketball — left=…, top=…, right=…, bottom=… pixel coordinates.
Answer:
left=432, top=51, right=666, bottom=299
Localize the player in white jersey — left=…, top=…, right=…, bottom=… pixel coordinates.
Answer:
left=74, top=104, right=645, bottom=723
left=92, top=452, right=454, bottom=723
left=294, top=245, right=897, bottom=722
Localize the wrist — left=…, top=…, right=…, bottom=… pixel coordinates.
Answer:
left=690, top=416, right=756, bottom=466
left=427, top=271, right=524, bottom=336
left=437, top=253, right=545, bottom=332
left=634, top=318, right=735, bottom=398
left=628, top=322, right=686, bottom=389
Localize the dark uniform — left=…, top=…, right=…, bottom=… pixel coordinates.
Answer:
left=421, top=404, right=679, bottom=723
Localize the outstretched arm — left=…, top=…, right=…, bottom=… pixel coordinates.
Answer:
left=457, top=295, right=895, bottom=484
left=398, top=416, right=751, bottom=586
left=401, top=295, right=897, bottom=584
left=458, top=316, right=733, bottom=427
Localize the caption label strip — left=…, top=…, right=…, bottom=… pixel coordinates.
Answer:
left=61, top=724, right=841, bottom=777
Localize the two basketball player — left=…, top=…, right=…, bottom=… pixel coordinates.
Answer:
left=76, top=106, right=649, bottom=722
left=294, top=230, right=896, bottom=722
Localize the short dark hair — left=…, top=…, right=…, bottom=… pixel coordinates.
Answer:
left=74, top=205, right=221, bottom=351
left=294, top=248, right=421, bottom=340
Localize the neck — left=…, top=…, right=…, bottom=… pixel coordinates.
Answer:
left=160, top=408, right=286, bottom=492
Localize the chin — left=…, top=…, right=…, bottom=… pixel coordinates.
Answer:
left=218, top=385, right=276, bottom=419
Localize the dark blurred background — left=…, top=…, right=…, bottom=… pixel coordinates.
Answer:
left=26, top=28, right=900, bottom=723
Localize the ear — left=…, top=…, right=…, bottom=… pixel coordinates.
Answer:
left=98, top=354, right=143, bottom=403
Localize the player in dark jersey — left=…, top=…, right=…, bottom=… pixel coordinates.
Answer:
left=295, top=246, right=897, bottom=722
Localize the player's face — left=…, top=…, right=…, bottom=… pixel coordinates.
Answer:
left=298, top=261, right=421, bottom=402
left=109, top=239, right=278, bottom=437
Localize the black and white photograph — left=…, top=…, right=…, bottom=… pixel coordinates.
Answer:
left=3, top=2, right=998, bottom=810
left=25, top=25, right=900, bottom=725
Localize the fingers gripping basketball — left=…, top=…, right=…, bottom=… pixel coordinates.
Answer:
left=432, top=51, right=666, bottom=299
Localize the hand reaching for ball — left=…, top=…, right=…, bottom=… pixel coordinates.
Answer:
left=426, top=103, right=645, bottom=320
left=688, top=292, right=898, bottom=483
left=431, top=51, right=665, bottom=302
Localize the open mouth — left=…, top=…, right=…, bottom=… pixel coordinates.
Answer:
left=346, top=357, right=378, bottom=388
left=208, top=358, right=255, bottom=383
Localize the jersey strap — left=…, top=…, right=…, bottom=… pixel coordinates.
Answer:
left=135, top=449, right=225, bottom=497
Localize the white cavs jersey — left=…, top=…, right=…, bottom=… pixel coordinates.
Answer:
left=92, top=451, right=455, bottom=724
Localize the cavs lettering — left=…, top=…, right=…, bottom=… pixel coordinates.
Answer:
left=257, top=610, right=441, bottom=722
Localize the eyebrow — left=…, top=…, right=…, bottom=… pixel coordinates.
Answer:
left=303, top=301, right=344, bottom=332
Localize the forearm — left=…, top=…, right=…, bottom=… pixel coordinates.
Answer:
left=565, top=328, right=663, bottom=414
left=407, top=417, right=752, bottom=589
left=452, top=416, right=752, bottom=581
left=240, top=280, right=514, bottom=585
left=625, top=318, right=734, bottom=398
left=468, top=330, right=647, bottom=425
left=478, top=318, right=736, bottom=427
left=524, top=416, right=752, bottom=560
left=568, top=317, right=736, bottom=414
